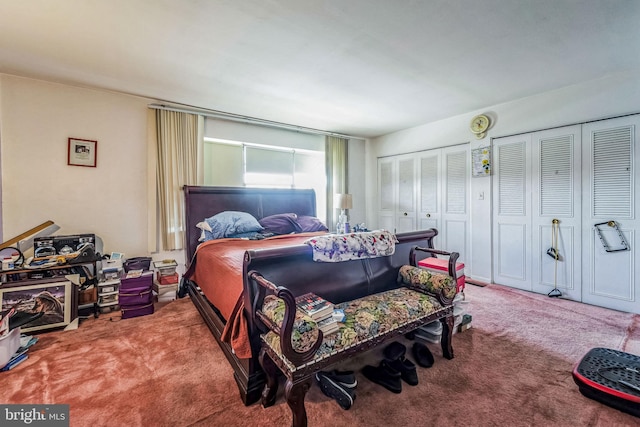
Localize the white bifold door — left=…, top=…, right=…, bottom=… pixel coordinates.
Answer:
left=378, top=144, right=469, bottom=264
left=581, top=116, right=640, bottom=313
left=492, top=115, right=640, bottom=314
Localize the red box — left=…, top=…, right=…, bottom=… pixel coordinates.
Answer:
left=418, top=257, right=466, bottom=292
left=156, top=272, right=179, bottom=285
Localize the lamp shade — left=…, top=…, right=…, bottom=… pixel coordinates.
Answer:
left=335, top=193, right=353, bottom=210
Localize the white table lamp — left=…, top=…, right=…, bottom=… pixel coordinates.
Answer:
left=334, top=193, right=353, bottom=233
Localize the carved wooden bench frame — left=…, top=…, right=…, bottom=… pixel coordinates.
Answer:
left=248, top=246, right=459, bottom=427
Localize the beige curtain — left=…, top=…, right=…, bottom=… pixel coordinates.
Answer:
left=155, top=110, right=200, bottom=251
left=325, top=136, right=348, bottom=230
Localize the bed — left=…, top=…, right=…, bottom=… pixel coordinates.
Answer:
left=179, top=185, right=438, bottom=406
left=180, top=185, right=325, bottom=405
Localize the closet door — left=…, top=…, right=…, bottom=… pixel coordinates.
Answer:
left=417, top=151, right=441, bottom=236
left=377, top=154, right=417, bottom=233
left=582, top=115, right=640, bottom=314
left=492, top=134, right=533, bottom=290
left=395, top=155, right=417, bottom=233
left=378, top=145, right=468, bottom=258
left=440, top=145, right=469, bottom=264
left=530, top=126, right=582, bottom=300
left=378, top=157, right=396, bottom=231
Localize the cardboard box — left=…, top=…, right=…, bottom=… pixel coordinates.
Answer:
left=78, top=287, right=97, bottom=305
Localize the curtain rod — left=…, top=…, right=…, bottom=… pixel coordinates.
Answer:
left=149, top=103, right=360, bottom=140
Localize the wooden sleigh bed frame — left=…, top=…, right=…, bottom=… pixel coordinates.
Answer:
left=178, top=186, right=438, bottom=406
left=179, top=186, right=320, bottom=405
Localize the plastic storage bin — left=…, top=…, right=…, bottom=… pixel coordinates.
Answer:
left=0, top=327, right=21, bottom=368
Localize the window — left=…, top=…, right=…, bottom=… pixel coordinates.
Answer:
left=244, top=145, right=294, bottom=187
left=203, top=138, right=326, bottom=221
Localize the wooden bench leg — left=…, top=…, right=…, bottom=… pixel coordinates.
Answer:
left=284, top=377, right=312, bottom=427
left=440, top=315, right=455, bottom=360
left=258, top=348, right=279, bottom=408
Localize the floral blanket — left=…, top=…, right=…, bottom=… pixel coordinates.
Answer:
left=304, top=230, right=397, bottom=262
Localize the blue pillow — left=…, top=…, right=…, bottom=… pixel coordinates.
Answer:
left=227, top=231, right=264, bottom=239
left=200, top=211, right=263, bottom=241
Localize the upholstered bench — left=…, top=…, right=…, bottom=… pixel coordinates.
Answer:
left=248, top=255, right=459, bottom=427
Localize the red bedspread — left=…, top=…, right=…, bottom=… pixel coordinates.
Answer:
left=189, top=232, right=324, bottom=359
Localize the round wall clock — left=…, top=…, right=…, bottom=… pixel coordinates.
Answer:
left=470, top=114, right=490, bottom=138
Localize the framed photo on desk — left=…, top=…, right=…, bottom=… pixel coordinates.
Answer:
left=0, top=279, right=75, bottom=333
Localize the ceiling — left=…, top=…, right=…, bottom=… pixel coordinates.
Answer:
left=1, top=0, right=639, bottom=138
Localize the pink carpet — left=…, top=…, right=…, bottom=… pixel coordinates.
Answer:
left=3, top=283, right=639, bottom=426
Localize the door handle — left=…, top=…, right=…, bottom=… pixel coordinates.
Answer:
left=426, top=213, right=431, bottom=218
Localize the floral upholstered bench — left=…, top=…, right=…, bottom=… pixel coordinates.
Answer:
left=248, top=247, right=459, bottom=427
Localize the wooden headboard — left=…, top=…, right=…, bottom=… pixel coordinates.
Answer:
left=183, top=186, right=317, bottom=263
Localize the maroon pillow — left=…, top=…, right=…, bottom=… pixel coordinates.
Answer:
left=259, top=213, right=302, bottom=235
left=296, top=216, right=329, bottom=232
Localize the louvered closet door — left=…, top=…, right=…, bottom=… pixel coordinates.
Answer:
left=417, top=151, right=441, bottom=239
left=531, top=126, right=582, bottom=300
left=377, top=154, right=417, bottom=233
left=492, top=134, right=533, bottom=290
left=582, top=115, right=640, bottom=314
left=440, top=145, right=469, bottom=264
left=378, top=157, right=396, bottom=231
left=396, top=155, right=417, bottom=233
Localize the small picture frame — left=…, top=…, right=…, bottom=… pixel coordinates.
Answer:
left=472, top=146, right=491, bottom=177
left=68, top=138, right=97, bottom=167
left=0, top=279, right=75, bottom=333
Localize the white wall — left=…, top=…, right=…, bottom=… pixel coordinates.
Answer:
left=0, top=76, right=369, bottom=276
left=0, top=74, right=151, bottom=257
left=7, top=70, right=636, bottom=284
left=368, top=70, right=640, bottom=282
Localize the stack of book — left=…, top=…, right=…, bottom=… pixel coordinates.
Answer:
left=153, top=259, right=179, bottom=302
left=295, top=292, right=341, bottom=335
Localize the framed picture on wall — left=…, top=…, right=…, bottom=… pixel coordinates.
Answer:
left=0, top=279, right=75, bottom=333
left=68, top=137, right=97, bottom=167
left=471, top=146, right=491, bottom=177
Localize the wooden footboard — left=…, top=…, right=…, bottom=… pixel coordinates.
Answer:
left=179, top=228, right=440, bottom=406
left=182, top=277, right=265, bottom=405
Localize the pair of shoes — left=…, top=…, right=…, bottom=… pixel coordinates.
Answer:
left=413, top=342, right=434, bottom=368
left=386, top=357, right=419, bottom=386
left=383, top=341, right=419, bottom=386
left=316, top=370, right=357, bottom=410
left=383, top=341, right=407, bottom=360
left=362, top=360, right=402, bottom=394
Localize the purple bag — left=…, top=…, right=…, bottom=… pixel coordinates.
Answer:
left=119, top=286, right=153, bottom=306
left=123, top=257, right=152, bottom=272
left=120, top=273, right=153, bottom=290
left=121, top=303, right=154, bottom=319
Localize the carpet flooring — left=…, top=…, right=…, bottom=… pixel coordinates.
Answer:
left=3, top=283, right=639, bottom=426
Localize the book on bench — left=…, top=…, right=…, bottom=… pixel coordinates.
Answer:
left=316, top=315, right=340, bottom=335
left=295, top=292, right=334, bottom=321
